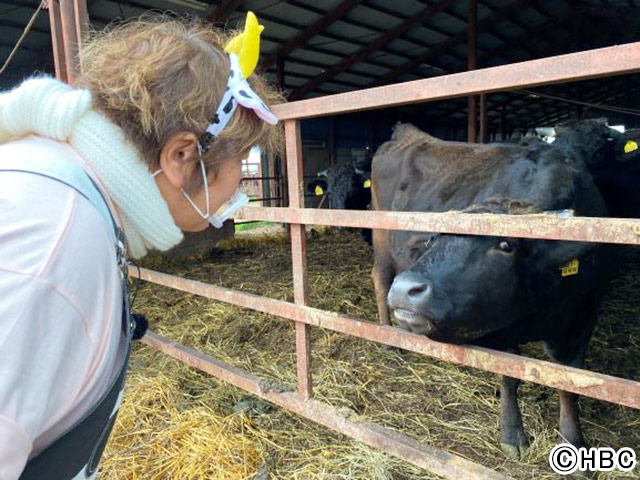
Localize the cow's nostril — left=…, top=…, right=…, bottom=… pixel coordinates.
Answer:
left=389, top=274, right=434, bottom=310
left=408, top=283, right=430, bottom=298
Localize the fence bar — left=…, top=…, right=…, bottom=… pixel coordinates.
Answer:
left=72, top=0, right=88, bottom=52
left=236, top=207, right=640, bottom=245
left=285, top=120, right=313, bottom=399
left=142, top=330, right=512, bottom=480
left=249, top=197, right=283, bottom=203
left=241, top=176, right=281, bottom=181
left=47, top=0, right=67, bottom=81
left=270, top=42, right=640, bottom=120
left=59, top=0, right=81, bottom=83
left=130, top=267, right=640, bottom=410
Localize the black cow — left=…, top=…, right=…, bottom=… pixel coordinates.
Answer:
left=371, top=123, right=615, bottom=457
left=307, top=158, right=373, bottom=243
left=554, top=119, right=640, bottom=218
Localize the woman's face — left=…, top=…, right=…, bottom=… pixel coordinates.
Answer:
left=154, top=133, right=244, bottom=232
left=179, top=158, right=243, bottom=232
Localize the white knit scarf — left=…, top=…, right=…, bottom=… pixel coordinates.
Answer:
left=0, top=77, right=183, bottom=259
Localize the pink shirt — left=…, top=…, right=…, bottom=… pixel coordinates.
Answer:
left=0, top=136, right=124, bottom=480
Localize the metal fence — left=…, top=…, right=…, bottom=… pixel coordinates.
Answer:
left=131, top=42, right=640, bottom=480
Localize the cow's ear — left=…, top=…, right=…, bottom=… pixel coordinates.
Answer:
left=527, top=240, right=598, bottom=270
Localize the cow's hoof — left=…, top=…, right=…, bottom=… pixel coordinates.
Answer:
left=500, top=438, right=529, bottom=459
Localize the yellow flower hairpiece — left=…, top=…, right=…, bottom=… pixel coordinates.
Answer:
left=225, top=11, right=264, bottom=79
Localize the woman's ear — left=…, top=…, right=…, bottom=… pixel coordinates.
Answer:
left=158, top=132, right=200, bottom=190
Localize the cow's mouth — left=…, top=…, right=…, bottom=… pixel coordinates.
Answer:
left=392, top=309, right=435, bottom=335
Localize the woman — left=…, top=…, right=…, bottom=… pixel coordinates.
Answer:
left=0, top=12, right=281, bottom=479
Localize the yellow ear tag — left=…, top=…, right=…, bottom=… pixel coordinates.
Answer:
left=363, top=179, right=371, bottom=188
left=560, top=259, right=580, bottom=277
left=225, top=11, right=264, bottom=79
left=624, top=140, right=638, bottom=154
left=315, top=185, right=324, bottom=196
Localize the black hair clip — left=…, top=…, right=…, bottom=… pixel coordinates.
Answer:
left=198, top=131, right=215, bottom=153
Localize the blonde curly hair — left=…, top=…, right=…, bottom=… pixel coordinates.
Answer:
left=77, top=14, right=283, bottom=191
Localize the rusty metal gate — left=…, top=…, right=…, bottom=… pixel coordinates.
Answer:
left=46, top=3, right=640, bottom=478
left=134, top=44, right=640, bottom=480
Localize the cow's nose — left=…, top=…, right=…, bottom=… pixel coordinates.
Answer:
left=391, top=273, right=433, bottom=306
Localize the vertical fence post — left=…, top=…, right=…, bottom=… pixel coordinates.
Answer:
left=47, top=0, right=67, bottom=81
left=285, top=120, right=313, bottom=399
left=48, top=0, right=88, bottom=84
left=73, top=0, right=89, bottom=52
left=59, top=0, right=80, bottom=83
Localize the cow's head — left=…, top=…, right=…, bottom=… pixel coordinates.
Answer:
left=387, top=198, right=597, bottom=344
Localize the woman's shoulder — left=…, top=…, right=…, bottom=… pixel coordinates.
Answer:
left=0, top=136, right=117, bottom=278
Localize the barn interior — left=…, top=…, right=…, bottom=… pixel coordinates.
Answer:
left=2, top=1, right=640, bottom=479
left=3, top=0, right=640, bottom=207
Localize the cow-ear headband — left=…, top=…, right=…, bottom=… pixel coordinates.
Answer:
left=199, top=11, right=278, bottom=152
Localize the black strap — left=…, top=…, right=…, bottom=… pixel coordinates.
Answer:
left=19, top=286, right=135, bottom=480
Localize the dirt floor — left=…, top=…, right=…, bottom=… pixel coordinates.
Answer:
left=101, top=228, right=640, bottom=480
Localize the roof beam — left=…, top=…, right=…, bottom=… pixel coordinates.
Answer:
left=295, top=0, right=467, bottom=64
left=443, top=2, right=542, bottom=62
left=248, top=8, right=420, bottom=66
left=0, top=18, right=50, bottom=36
left=368, top=0, right=534, bottom=87
left=207, top=0, right=242, bottom=23
left=261, top=0, right=364, bottom=71
left=439, top=6, right=582, bottom=119
left=363, top=1, right=520, bottom=66
left=466, top=2, right=640, bottom=128
left=289, top=0, right=456, bottom=100
left=527, top=78, right=640, bottom=128
left=0, top=40, right=39, bottom=54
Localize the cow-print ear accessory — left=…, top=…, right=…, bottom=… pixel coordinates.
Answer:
left=198, top=53, right=278, bottom=152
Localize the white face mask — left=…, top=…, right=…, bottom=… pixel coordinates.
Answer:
left=152, top=159, right=248, bottom=229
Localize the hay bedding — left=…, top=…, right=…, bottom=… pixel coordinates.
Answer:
left=101, top=229, right=640, bottom=480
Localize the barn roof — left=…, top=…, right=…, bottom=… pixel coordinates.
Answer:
left=1, top=0, right=639, bottom=132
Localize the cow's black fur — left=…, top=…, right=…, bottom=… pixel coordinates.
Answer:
left=371, top=123, right=616, bottom=457
left=555, top=119, right=640, bottom=218
left=307, top=158, right=373, bottom=244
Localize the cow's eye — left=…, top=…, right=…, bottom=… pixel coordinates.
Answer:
left=497, top=240, right=515, bottom=254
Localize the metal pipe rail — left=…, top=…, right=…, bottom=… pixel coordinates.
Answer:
left=237, top=206, right=640, bottom=245
left=131, top=267, right=640, bottom=410
left=141, top=329, right=512, bottom=480
left=271, top=42, right=640, bottom=120
left=135, top=41, right=640, bottom=479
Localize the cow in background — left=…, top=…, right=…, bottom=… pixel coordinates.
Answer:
left=371, top=123, right=615, bottom=458
left=307, top=157, right=373, bottom=244
left=554, top=119, right=640, bottom=218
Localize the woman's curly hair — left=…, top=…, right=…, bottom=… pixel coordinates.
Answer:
left=77, top=14, right=283, bottom=190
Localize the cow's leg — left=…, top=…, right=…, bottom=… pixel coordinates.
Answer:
left=544, top=312, right=597, bottom=448
left=545, top=341, right=590, bottom=448
left=372, top=257, right=395, bottom=326
left=499, top=347, right=529, bottom=459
